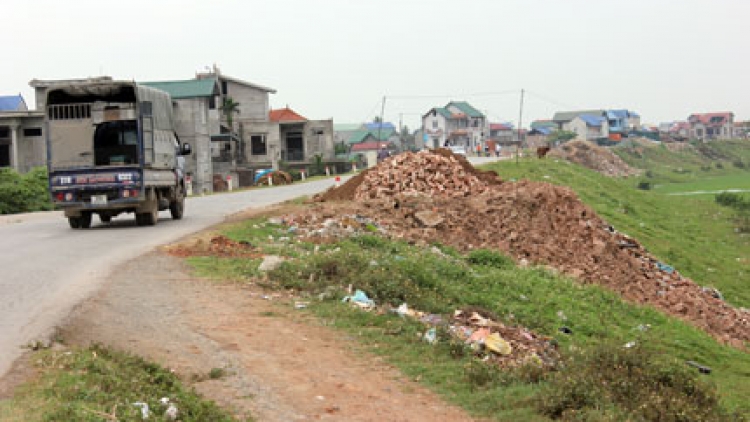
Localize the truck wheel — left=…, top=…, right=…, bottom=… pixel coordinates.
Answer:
left=68, top=217, right=82, bottom=229
left=99, top=214, right=112, bottom=223
left=169, top=187, right=185, bottom=220
left=136, top=206, right=158, bottom=226
left=80, top=212, right=92, bottom=229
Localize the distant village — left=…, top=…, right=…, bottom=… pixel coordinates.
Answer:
left=1, top=67, right=748, bottom=193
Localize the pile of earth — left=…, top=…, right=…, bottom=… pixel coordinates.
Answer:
left=164, top=235, right=261, bottom=258
left=286, top=149, right=750, bottom=347
left=315, top=148, right=501, bottom=202
left=549, top=140, right=641, bottom=177
left=256, top=170, right=294, bottom=186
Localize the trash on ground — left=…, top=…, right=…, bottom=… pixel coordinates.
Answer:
left=342, top=289, right=375, bottom=310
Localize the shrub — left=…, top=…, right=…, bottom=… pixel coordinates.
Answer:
left=535, top=342, right=734, bottom=421
left=0, top=166, right=53, bottom=214
left=466, top=249, right=515, bottom=269
left=732, top=159, right=746, bottom=169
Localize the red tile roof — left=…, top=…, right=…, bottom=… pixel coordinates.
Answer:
left=688, top=112, right=733, bottom=126
left=269, top=107, right=308, bottom=122
left=351, top=141, right=388, bottom=152
left=490, top=123, right=512, bottom=130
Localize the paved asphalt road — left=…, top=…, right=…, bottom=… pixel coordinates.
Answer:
left=0, top=156, right=503, bottom=378
left=0, top=178, right=344, bottom=378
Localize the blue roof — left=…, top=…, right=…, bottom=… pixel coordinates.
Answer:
left=579, top=114, right=605, bottom=127
left=0, top=95, right=26, bottom=111
left=365, top=122, right=396, bottom=131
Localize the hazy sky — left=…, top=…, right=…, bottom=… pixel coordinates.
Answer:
left=3, top=0, right=748, bottom=129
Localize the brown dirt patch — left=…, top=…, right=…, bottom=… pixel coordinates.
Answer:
left=55, top=253, right=477, bottom=422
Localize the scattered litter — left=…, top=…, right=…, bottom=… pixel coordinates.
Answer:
left=686, top=360, right=712, bottom=374
left=294, top=301, right=309, bottom=309
left=316, top=395, right=326, bottom=401
left=342, top=289, right=375, bottom=310
left=558, top=326, right=572, bottom=335
left=133, top=402, right=150, bottom=419
left=656, top=262, right=675, bottom=274
left=159, top=397, right=170, bottom=406
left=164, top=403, right=178, bottom=421
left=624, top=341, right=636, bottom=348
left=423, top=328, right=437, bottom=344
left=635, top=324, right=651, bottom=332
left=556, top=310, right=568, bottom=321
left=701, top=287, right=724, bottom=301
left=485, top=333, right=512, bottom=355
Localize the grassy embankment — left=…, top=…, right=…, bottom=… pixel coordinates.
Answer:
left=179, top=141, right=750, bottom=420
left=0, top=345, right=241, bottom=421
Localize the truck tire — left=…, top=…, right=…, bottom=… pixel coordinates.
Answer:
left=68, top=217, right=82, bottom=229
left=80, top=212, right=92, bottom=229
left=169, top=186, right=185, bottom=220
left=99, top=214, right=112, bottom=223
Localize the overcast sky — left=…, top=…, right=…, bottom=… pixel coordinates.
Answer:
left=3, top=0, right=748, bottom=129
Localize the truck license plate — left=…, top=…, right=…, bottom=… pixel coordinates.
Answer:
left=91, top=195, right=108, bottom=205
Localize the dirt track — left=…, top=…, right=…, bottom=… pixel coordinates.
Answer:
left=52, top=252, right=476, bottom=422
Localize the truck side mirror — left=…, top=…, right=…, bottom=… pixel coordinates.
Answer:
left=181, top=143, right=192, bottom=155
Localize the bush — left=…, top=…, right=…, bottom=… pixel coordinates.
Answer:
left=535, top=342, right=735, bottom=421
left=466, top=249, right=515, bottom=269
left=0, top=167, right=53, bottom=214
left=637, top=181, right=652, bottom=190
left=732, top=159, right=746, bottom=169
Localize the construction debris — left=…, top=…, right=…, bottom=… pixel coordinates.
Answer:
left=289, top=148, right=750, bottom=348
left=550, top=140, right=641, bottom=177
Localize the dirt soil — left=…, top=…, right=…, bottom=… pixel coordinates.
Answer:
left=13, top=250, right=474, bottom=422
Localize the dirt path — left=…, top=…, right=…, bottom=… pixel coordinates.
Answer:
left=51, top=252, right=475, bottom=421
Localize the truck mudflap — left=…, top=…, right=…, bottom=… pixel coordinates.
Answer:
left=49, top=167, right=143, bottom=211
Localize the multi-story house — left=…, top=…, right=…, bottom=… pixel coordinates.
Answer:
left=688, top=112, right=735, bottom=141
left=0, top=94, right=44, bottom=172
left=422, top=101, right=486, bottom=150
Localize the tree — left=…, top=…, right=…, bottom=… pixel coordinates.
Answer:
left=548, top=130, right=577, bottom=144
left=221, top=97, right=240, bottom=131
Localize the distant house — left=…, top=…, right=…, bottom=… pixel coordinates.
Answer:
left=552, top=110, right=606, bottom=131
left=269, top=107, right=334, bottom=164
left=488, top=123, right=515, bottom=146
left=606, top=109, right=640, bottom=139
left=422, top=101, right=486, bottom=150
left=688, top=112, right=735, bottom=141
left=568, top=114, right=608, bottom=141
left=0, top=93, right=44, bottom=172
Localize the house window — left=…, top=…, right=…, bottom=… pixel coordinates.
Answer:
left=432, top=121, right=437, bottom=129
left=251, top=134, right=267, bottom=155
left=23, top=128, right=42, bottom=137
left=208, top=96, right=216, bottom=110
left=221, top=81, right=228, bottom=95
left=0, top=128, right=9, bottom=138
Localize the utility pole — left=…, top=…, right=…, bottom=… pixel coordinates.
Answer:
left=378, top=96, right=387, bottom=146
left=516, top=88, right=525, bottom=164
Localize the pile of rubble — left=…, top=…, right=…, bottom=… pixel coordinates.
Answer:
left=256, top=170, right=294, bottom=186
left=550, top=140, right=641, bottom=177
left=289, top=160, right=750, bottom=346
left=316, top=148, right=501, bottom=202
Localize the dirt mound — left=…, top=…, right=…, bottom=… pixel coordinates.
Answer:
left=290, top=182, right=750, bottom=347
left=315, top=149, right=501, bottom=202
left=257, top=171, right=293, bottom=186
left=164, top=235, right=261, bottom=258
left=550, top=140, right=641, bottom=177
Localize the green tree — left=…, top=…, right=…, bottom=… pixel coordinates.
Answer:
left=221, top=97, right=240, bottom=131
left=548, top=130, right=577, bottom=144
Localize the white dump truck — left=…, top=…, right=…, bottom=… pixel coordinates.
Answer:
left=45, top=80, right=191, bottom=228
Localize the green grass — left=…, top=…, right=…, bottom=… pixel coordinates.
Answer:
left=184, top=221, right=750, bottom=420
left=0, top=344, right=244, bottom=421
left=652, top=173, right=750, bottom=195
left=483, top=154, right=750, bottom=309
